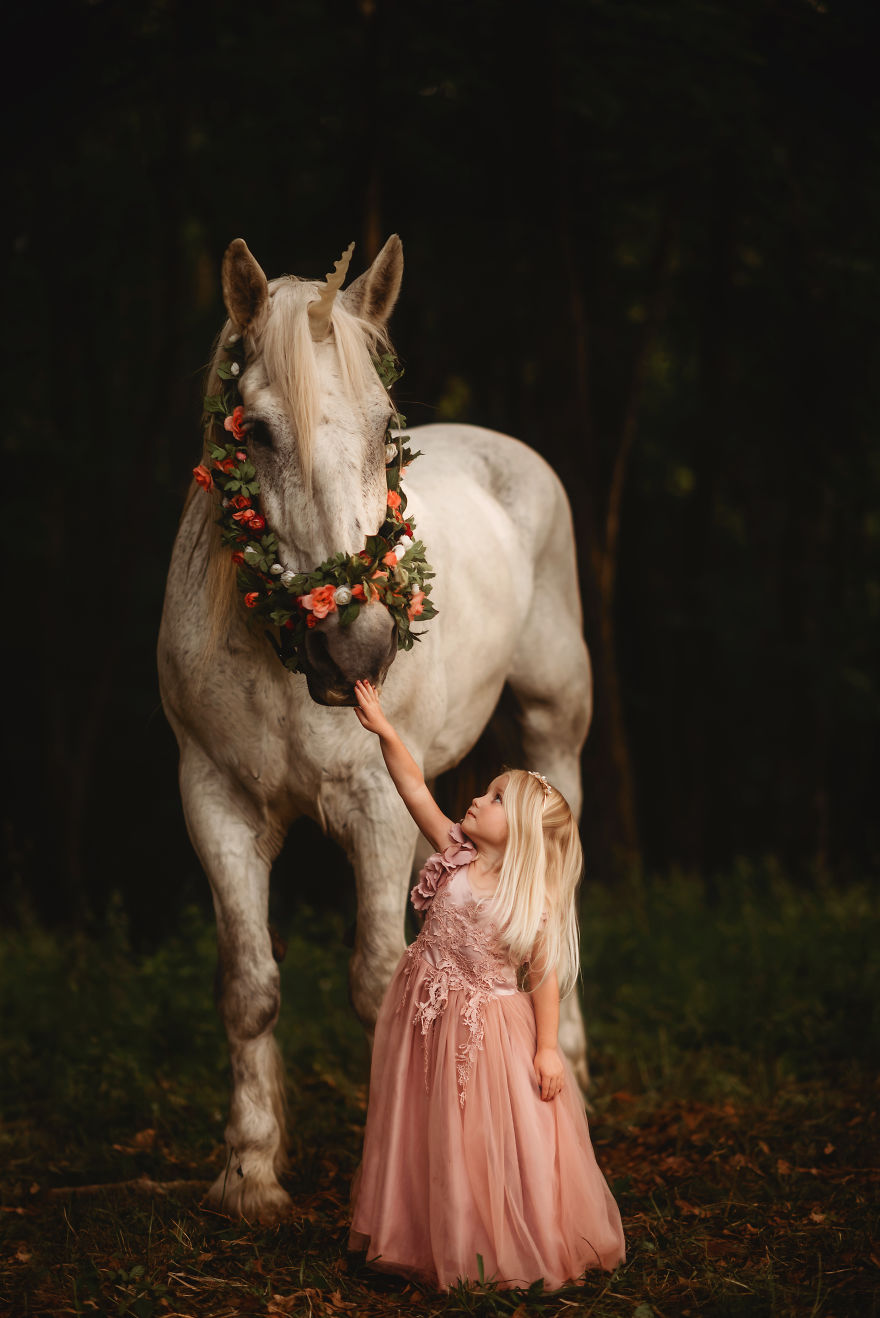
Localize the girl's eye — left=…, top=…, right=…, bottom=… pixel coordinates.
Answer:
left=248, top=419, right=273, bottom=448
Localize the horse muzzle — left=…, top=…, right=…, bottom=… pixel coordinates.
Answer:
left=301, top=602, right=398, bottom=706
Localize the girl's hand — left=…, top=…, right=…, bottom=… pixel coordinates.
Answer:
left=533, top=1047, right=565, bottom=1101
left=354, top=680, right=394, bottom=737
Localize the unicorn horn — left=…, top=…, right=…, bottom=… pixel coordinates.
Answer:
left=308, top=242, right=355, bottom=341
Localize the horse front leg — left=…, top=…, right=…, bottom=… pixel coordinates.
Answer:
left=180, top=747, right=290, bottom=1221
left=320, top=773, right=418, bottom=1032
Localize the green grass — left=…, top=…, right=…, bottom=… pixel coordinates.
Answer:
left=1, top=865, right=878, bottom=1316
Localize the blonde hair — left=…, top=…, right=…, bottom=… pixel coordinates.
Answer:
left=489, top=770, right=583, bottom=999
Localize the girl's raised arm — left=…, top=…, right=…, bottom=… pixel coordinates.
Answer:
left=354, top=680, right=454, bottom=851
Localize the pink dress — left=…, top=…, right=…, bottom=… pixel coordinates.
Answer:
left=349, top=825, right=625, bottom=1290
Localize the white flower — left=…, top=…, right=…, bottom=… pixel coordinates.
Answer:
left=230, top=361, right=240, bottom=376
left=270, top=563, right=284, bottom=575
left=222, top=497, right=229, bottom=508
left=227, top=332, right=240, bottom=344
left=334, top=585, right=352, bottom=606
left=397, top=534, right=413, bottom=550
left=393, top=543, right=406, bottom=561
left=385, top=443, right=398, bottom=463
left=280, top=570, right=296, bottom=588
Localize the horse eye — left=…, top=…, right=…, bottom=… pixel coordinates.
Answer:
left=249, top=419, right=273, bottom=448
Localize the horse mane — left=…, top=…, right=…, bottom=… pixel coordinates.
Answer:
left=188, top=278, right=393, bottom=673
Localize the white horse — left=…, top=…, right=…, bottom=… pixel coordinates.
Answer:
left=158, top=235, right=592, bottom=1221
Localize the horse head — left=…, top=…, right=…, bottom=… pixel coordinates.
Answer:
left=219, top=235, right=405, bottom=706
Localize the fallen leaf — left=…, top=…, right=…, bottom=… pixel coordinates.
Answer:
left=824, top=1142, right=835, bottom=1155
left=810, top=1209, right=827, bottom=1223
left=776, top=1158, right=791, bottom=1176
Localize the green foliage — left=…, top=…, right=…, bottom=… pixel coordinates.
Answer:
left=582, top=862, right=880, bottom=1099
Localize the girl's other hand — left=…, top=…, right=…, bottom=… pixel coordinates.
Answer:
left=533, top=1047, right=565, bottom=1101
left=354, top=679, right=393, bottom=737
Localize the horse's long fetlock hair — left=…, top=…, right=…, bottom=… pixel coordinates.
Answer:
left=491, top=770, right=583, bottom=999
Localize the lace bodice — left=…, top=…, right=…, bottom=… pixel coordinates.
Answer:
left=401, top=826, right=521, bottom=1104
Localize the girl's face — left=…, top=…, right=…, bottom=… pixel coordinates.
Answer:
left=463, top=774, right=510, bottom=852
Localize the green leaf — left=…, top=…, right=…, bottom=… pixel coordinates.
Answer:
left=339, top=602, right=361, bottom=626
left=203, top=394, right=227, bottom=414
left=372, top=351, right=404, bottom=389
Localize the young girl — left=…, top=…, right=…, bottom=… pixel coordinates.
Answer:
left=348, top=680, right=625, bottom=1291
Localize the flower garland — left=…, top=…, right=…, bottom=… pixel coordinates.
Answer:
left=193, top=338, right=437, bottom=673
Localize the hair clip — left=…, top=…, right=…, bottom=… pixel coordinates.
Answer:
left=527, top=770, right=552, bottom=797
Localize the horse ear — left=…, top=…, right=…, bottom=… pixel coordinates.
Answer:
left=222, top=239, right=270, bottom=335
left=342, top=234, right=403, bottom=328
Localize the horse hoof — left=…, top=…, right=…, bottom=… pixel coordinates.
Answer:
left=204, top=1167, right=293, bottom=1223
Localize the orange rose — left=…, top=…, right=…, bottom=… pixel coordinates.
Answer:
left=386, top=490, right=401, bottom=511
left=231, top=551, right=245, bottom=565
left=214, top=456, right=235, bottom=473
left=299, top=584, right=337, bottom=619
left=193, top=464, right=213, bottom=491
left=230, top=494, right=250, bottom=509
left=351, top=584, right=366, bottom=601
left=233, top=508, right=255, bottom=524
left=224, top=405, right=247, bottom=441
left=367, top=572, right=387, bottom=602
left=382, top=550, right=397, bottom=567
left=249, top=515, right=266, bottom=532
left=408, top=589, right=425, bottom=620
left=244, top=591, right=259, bottom=608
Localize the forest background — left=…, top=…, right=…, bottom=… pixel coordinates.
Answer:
left=3, top=2, right=880, bottom=1314
left=6, top=0, right=879, bottom=929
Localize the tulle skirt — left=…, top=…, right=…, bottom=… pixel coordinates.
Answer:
left=349, top=951, right=625, bottom=1291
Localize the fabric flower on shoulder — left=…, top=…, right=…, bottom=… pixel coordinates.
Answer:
left=410, top=822, right=477, bottom=911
